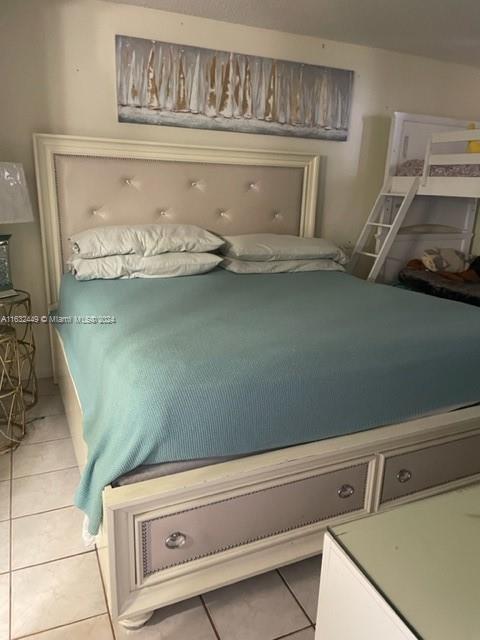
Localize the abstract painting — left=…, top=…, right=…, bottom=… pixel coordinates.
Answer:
left=116, top=35, right=354, bottom=140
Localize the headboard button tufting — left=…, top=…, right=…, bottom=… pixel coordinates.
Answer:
left=90, top=208, right=107, bottom=219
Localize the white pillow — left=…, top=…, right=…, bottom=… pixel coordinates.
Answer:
left=69, top=253, right=222, bottom=281
left=221, top=233, right=347, bottom=264
left=70, top=224, right=224, bottom=258
left=220, top=257, right=345, bottom=274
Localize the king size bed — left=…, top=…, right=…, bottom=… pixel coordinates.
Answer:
left=34, top=134, right=480, bottom=630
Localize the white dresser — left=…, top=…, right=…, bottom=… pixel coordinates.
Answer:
left=315, top=483, right=480, bottom=639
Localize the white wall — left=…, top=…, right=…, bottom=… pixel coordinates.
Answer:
left=2, top=0, right=480, bottom=376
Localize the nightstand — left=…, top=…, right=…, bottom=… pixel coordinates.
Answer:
left=0, top=290, right=37, bottom=453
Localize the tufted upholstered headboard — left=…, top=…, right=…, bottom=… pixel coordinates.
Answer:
left=33, top=134, right=320, bottom=308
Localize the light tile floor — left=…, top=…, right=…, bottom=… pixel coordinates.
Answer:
left=0, top=381, right=322, bottom=640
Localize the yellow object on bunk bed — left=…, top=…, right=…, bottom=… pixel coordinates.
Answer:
left=467, top=122, right=480, bottom=153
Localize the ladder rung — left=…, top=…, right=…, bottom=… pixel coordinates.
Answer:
left=381, top=192, right=405, bottom=197
left=367, top=222, right=393, bottom=228
left=359, top=251, right=379, bottom=258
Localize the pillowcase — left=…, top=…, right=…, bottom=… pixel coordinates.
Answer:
left=421, top=248, right=468, bottom=274
left=70, top=224, right=224, bottom=258
left=221, top=233, right=347, bottom=264
left=220, top=257, right=345, bottom=274
left=69, top=253, right=222, bottom=281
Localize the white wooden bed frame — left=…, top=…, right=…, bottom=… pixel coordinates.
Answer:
left=374, top=112, right=480, bottom=282
left=33, top=133, right=480, bottom=631
left=387, top=111, right=480, bottom=197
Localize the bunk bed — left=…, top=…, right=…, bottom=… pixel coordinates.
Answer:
left=354, top=112, right=480, bottom=284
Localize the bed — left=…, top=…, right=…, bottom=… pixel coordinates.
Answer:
left=33, top=134, right=480, bottom=630
left=370, top=112, right=480, bottom=283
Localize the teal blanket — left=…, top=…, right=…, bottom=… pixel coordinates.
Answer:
left=56, top=271, right=480, bottom=534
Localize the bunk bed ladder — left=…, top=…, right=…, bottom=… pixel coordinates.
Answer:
left=350, top=178, right=419, bottom=281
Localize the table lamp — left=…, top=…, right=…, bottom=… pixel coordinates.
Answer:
left=0, top=163, right=34, bottom=297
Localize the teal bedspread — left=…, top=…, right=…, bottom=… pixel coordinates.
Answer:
left=56, top=271, right=480, bottom=534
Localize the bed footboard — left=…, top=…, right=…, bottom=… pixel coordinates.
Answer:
left=99, top=413, right=480, bottom=628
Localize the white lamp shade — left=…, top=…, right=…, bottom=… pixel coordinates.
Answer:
left=0, top=162, right=34, bottom=224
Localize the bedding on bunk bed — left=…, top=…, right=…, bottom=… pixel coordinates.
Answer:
left=55, top=270, right=480, bottom=534
left=399, top=267, right=480, bottom=306
left=396, top=159, right=480, bottom=177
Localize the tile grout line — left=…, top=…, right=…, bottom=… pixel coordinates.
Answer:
left=200, top=595, right=222, bottom=640
left=11, top=464, right=78, bottom=481
left=11, top=549, right=95, bottom=574
left=19, top=435, right=71, bottom=447
left=272, top=625, right=315, bottom=640
left=276, top=569, right=316, bottom=626
left=13, top=613, right=108, bottom=640
left=95, top=547, right=116, bottom=640
left=10, top=503, right=76, bottom=521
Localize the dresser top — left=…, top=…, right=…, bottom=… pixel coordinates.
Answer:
left=332, top=483, right=480, bottom=640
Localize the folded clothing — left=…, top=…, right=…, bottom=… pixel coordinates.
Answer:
left=421, top=248, right=469, bottom=274
left=221, top=257, right=345, bottom=274
left=221, top=233, right=347, bottom=264
left=69, top=224, right=224, bottom=258
left=404, top=257, right=480, bottom=284
left=69, top=253, right=222, bottom=280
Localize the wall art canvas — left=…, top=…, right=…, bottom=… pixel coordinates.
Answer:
left=116, top=35, right=354, bottom=140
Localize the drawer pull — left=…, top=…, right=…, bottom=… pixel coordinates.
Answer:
left=165, top=531, right=187, bottom=549
left=396, top=469, right=412, bottom=483
left=338, top=484, right=355, bottom=499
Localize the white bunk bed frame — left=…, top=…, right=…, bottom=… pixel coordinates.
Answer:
left=33, top=133, right=480, bottom=631
left=389, top=112, right=480, bottom=197
left=353, top=112, right=480, bottom=282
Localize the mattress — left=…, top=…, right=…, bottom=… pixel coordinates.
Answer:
left=396, top=159, right=480, bottom=177
left=56, top=270, right=480, bottom=534
left=399, top=267, right=480, bottom=306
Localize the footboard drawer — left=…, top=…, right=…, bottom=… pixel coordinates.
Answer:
left=380, top=432, right=480, bottom=505
left=140, top=462, right=369, bottom=577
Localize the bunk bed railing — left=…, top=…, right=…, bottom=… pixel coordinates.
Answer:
left=422, top=127, right=480, bottom=185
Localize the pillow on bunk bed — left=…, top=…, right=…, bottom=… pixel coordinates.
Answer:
left=69, top=253, right=222, bottom=280
left=421, top=248, right=469, bottom=274
left=221, top=234, right=347, bottom=264
left=69, top=224, right=224, bottom=259
left=220, top=257, right=345, bottom=275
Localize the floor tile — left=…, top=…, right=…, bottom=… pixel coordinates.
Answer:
left=0, top=521, right=9, bottom=574
left=21, top=614, right=113, bottom=639
left=12, top=467, right=80, bottom=518
left=0, top=573, right=9, bottom=640
left=12, top=506, right=91, bottom=570
left=11, top=553, right=106, bottom=638
left=12, top=439, right=76, bottom=478
left=37, top=377, right=59, bottom=397
left=0, top=453, right=10, bottom=481
left=23, top=414, right=70, bottom=445
left=278, top=556, right=322, bottom=623
left=114, top=597, right=217, bottom=640
left=28, top=395, right=64, bottom=420
left=281, top=628, right=315, bottom=639
left=0, top=481, right=9, bottom=521
left=203, top=571, right=309, bottom=640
